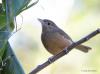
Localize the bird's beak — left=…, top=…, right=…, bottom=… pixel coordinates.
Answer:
left=38, top=18, right=44, bottom=24
left=38, top=18, right=47, bottom=27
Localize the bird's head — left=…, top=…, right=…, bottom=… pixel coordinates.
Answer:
left=38, top=19, right=58, bottom=32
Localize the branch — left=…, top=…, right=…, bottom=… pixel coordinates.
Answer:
left=29, top=28, right=100, bottom=74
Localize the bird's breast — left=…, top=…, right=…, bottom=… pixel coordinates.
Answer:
left=41, top=32, right=72, bottom=55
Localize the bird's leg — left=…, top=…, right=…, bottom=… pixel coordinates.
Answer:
left=63, top=47, right=69, bottom=54
left=48, top=56, right=53, bottom=64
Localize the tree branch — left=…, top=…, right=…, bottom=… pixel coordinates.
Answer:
left=29, top=28, right=100, bottom=74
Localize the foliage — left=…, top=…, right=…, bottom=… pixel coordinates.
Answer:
left=0, top=0, right=38, bottom=74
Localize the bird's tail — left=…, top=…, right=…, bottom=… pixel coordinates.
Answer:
left=75, top=45, right=91, bottom=53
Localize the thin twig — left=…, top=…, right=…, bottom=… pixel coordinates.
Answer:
left=29, top=28, right=100, bottom=74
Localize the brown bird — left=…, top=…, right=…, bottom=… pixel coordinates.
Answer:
left=38, top=19, right=91, bottom=55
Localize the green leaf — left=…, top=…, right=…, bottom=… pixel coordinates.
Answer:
left=1, top=42, right=25, bottom=74
left=0, top=31, right=9, bottom=62
left=12, top=0, right=32, bottom=15
left=17, top=0, right=39, bottom=15
left=0, top=0, right=39, bottom=73
left=0, top=14, right=6, bottom=30
left=2, top=0, right=39, bottom=16
left=0, top=3, right=6, bottom=30
left=3, top=0, right=38, bottom=32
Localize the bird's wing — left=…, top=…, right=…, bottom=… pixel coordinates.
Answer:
left=56, top=28, right=73, bottom=42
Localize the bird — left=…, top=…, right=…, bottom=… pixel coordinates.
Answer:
left=38, top=19, right=91, bottom=55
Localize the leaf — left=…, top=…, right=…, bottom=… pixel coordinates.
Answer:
left=0, top=0, right=39, bottom=74
left=2, top=0, right=39, bottom=16
left=18, top=0, right=39, bottom=15
left=0, top=3, right=6, bottom=30
left=0, top=14, right=6, bottom=30
left=2, top=0, right=38, bottom=32
left=1, top=42, right=25, bottom=74
left=0, top=31, right=9, bottom=63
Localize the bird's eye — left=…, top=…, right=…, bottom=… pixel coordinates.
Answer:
left=48, top=22, right=50, bottom=25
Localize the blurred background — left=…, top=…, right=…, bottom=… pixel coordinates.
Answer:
left=0, top=0, right=100, bottom=74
